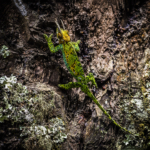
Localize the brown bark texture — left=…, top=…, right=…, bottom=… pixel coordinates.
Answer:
left=0, top=0, right=150, bottom=150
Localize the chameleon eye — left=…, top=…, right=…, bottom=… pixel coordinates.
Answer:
left=58, top=33, right=62, bottom=37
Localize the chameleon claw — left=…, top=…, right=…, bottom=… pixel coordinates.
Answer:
left=43, top=34, right=53, bottom=42
left=58, top=84, right=69, bottom=89
left=58, top=84, right=63, bottom=88
left=58, top=84, right=70, bottom=90
left=77, top=40, right=81, bottom=44
left=43, top=34, right=48, bottom=40
left=49, top=34, right=53, bottom=40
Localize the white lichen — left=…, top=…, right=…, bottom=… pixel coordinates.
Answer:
left=0, top=45, right=10, bottom=58
left=0, top=75, right=67, bottom=150
left=21, top=117, right=67, bottom=144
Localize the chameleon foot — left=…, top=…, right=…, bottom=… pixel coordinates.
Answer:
left=85, top=73, right=98, bottom=88
left=58, top=82, right=81, bottom=90
left=43, top=34, right=53, bottom=43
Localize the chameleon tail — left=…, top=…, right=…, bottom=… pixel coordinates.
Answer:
left=59, top=82, right=132, bottom=134
left=80, top=85, right=132, bottom=134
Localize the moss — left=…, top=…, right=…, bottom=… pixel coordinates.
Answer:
left=140, top=80, right=149, bottom=109
left=138, top=124, right=145, bottom=137
left=0, top=45, right=10, bottom=58
left=139, top=123, right=144, bottom=128
left=0, top=75, right=67, bottom=150
left=22, top=117, right=67, bottom=150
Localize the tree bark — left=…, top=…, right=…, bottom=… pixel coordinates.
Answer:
left=0, top=0, right=150, bottom=150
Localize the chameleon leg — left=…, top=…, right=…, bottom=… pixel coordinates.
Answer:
left=58, top=82, right=81, bottom=90
left=85, top=73, right=98, bottom=88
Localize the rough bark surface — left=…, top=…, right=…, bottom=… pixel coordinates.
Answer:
left=0, top=0, right=150, bottom=150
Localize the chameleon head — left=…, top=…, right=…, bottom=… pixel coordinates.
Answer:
left=55, top=19, right=70, bottom=43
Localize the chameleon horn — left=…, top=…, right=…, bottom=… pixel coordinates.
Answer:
left=61, top=19, right=65, bottom=30
left=55, top=19, right=62, bottom=34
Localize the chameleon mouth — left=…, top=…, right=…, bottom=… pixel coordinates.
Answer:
left=64, top=36, right=70, bottom=42
left=55, top=18, right=70, bottom=42
left=58, top=33, right=62, bottom=38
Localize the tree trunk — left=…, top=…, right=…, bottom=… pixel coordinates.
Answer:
left=0, top=0, right=150, bottom=150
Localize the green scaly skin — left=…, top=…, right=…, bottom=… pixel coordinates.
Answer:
left=44, top=33, right=132, bottom=134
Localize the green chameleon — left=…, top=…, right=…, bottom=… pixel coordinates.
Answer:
left=44, top=19, right=131, bottom=134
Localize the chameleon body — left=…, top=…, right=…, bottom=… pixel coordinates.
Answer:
left=44, top=19, right=131, bottom=134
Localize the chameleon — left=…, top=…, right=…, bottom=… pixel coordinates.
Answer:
left=43, top=19, right=131, bottom=134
